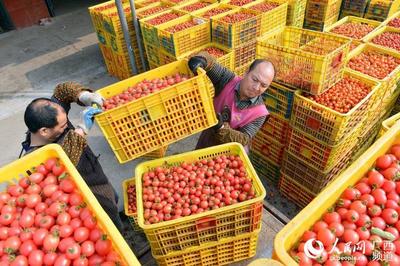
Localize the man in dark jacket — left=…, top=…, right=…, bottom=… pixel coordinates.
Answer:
left=20, top=82, right=123, bottom=231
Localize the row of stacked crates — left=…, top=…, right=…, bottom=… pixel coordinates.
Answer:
left=89, top=1, right=147, bottom=80
left=340, top=0, right=400, bottom=21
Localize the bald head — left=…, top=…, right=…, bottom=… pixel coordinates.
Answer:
left=24, top=98, right=64, bottom=133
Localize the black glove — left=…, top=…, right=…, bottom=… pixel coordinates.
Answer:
left=221, top=106, right=231, bottom=123
left=188, top=56, right=207, bottom=75
left=214, top=113, right=224, bottom=131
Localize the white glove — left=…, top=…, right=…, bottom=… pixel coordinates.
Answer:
left=79, top=91, right=104, bottom=107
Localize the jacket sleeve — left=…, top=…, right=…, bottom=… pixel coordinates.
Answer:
left=59, top=130, right=87, bottom=166
left=51, top=82, right=92, bottom=114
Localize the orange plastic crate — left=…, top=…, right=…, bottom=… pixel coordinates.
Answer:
left=251, top=131, right=286, bottom=166
left=259, top=114, right=289, bottom=144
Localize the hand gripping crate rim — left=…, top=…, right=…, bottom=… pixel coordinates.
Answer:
left=211, top=7, right=261, bottom=48
left=157, top=14, right=211, bottom=57
left=2, top=144, right=140, bottom=266
left=324, top=15, right=382, bottom=42
left=256, top=26, right=352, bottom=95
left=135, top=142, right=266, bottom=256
left=291, top=69, right=381, bottom=146
left=363, top=25, right=400, bottom=54
left=273, top=111, right=400, bottom=265
left=95, top=60, right=217, bottom=164
left=122, top=178, right=143, bottom=232
left=153, top=229, right=259, bottom=266
left=243, top=0, right=288, bottom=36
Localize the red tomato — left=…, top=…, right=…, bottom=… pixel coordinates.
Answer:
left=28, top=250, right=44, bottom=266
left=376, top=154, right=394, bottom=169
left=54, top=254, right=71, bottom=266
left=66, top=243, right=81, bottom=260
left=81, top=241, right=95, bottom=257
left=95, top=235, right=112, bottom=256
left=43, top=252, right=57, bottom=266
left=74, top=227, right=89, bottom=243
left=19, top=240, right=36, bottom=257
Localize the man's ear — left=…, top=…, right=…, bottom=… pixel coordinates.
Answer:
left=37, top=127, right=49, bottom=137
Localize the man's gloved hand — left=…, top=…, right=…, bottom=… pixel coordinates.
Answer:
left=188, top=51, right=216, bottom=74
left=77, top=107, right=103, bottom=134
left=79, top=91, right=104, bottom=107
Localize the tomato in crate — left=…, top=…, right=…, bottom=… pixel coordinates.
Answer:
left=173, top=0, right=217, bottom=13
left=135, top=143, right=266, bottom=256
left=0, top=144, right=139, bottom=265
left=123, top=178, right=142, bottom=232
left=192, top=3, right=236, bottom=19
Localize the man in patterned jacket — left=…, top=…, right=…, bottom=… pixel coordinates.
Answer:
left=20, top=82, right=123, bottom=231
left=188, top=53, right=275, bottom=152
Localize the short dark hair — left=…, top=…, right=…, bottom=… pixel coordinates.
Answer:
left=24, top=98, right=60, bottom=133
left=248, top=59, right=276, bottom=78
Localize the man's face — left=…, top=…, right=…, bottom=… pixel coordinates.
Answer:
left=240, top=62, right=274, bottom=99
left=44, top=105, right=68, bottom=142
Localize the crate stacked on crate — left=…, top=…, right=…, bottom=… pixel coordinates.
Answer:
left=325, top=16, right=381, bottom=51
left=250, top=82, right=294, bottom=186
left=95, top=60, right=217, bottom=163
left=214, top=0, right=287, bottom=75
left=274, top=114, right=400, bottom=266
left=89, top=1, right=147, bottom=80
left=131, top=143, right=266, bottom=265
left=303, top=0, right=343, bottom=31
left=0, top=144, right=140, bottom=265
left=382, top=10, right=400, bottom=27
left=364, top=0, right=400, bottom=22
left=285, top=0, right=307, bottom=27
left=347, top=43, right=400, bottom=124
left=281, top=70, right=380, bottom=208
left=379, top=111, right=400, bottom=137
left=173, top=0, right=218, bottom=14
left=339, top=0, right=369, bottom=18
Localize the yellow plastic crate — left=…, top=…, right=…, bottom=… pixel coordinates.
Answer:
left=291, top=70, right=381, bottom=145
left=380, top=85, right=400, bottom=118
left=154, top=230, right=259, bottom=266
left=136, top=2, right=173, bottom=20
left=251, top=131, right=286, bottom=166
left=144, top=42, right=161, bottom=65
left=122, top=178, right=143, bottom=232
left=346, top=43, right=400, bottom=123
left=286, top=0, right=306, bottom=27
left=263, top=82, right=295, bottom=120
left=380, top=111, right=400, bottom=137
left=191, top=3, right=237, bottom=20
left=383, top=10, right=400, bottom=27
left=212, top=8, right=261, bottom=48
left=303, top=0, right=342, bottom=31
left=259, top=113, right=290, bottom=144
left=364, top=25, right=400, bottom=53
left=139, top=9, right=186, bottom=47
left=135, top=143, right=266, bottom=256
left=233, top=40, right=256, bottom=69
left=278, top=173, right=317, bottom=209
left=339, top=0, right=369, bottom=18
left=173, top=0, right=217, bottom=13
left=273, top=113, right=400, bottom=266
left=135, top=0, right=160, bottom=9
left=166, top=42, right=234, bottom=69
left=164, top=0, right=194, bottom=5
left=250, top=152, right=281, bottom=185
left=243, top=0, right=287, bottom=36
left=256, top=27, right=351, bottom=95
left=325, top=16, right=381, bottom=44
left=351, top=118, right=381, bottom=162
left=234, top=62, right=251, bottom=77
left=95, top=60, right=217, bottom=163
left=281, top=149, right=352, bottom=194
left=364, top=0, right=400, bottom=21
left=157, top=15, right=211, bottom=57
left=143, top=145, right=169, bottom=158
left=286, top=123, right=361, bottom=172
left=1, top=144, right=140, bottom=266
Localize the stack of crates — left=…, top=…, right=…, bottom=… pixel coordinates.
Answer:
left=217, top=0, right=287, bottom=75
left=286, top=0, right=307, bottom=27
left=250, top=82, right=294, bottom=186
left=89, top=1, right=147, bottom=80
left=303, top=0, right=343, bottom=31
left=140, top=0, right=217, bottom=69
left=339, top=0, right=369, bottom=18
left=324, top=16, right=381, bottom=51
left=132, top=143, right=266, bottom=265
left=256, top=27, right=369, bottom=208
left=364, top=0, right=400, bottom=21
left=346, top=43, right=400, bottom=131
